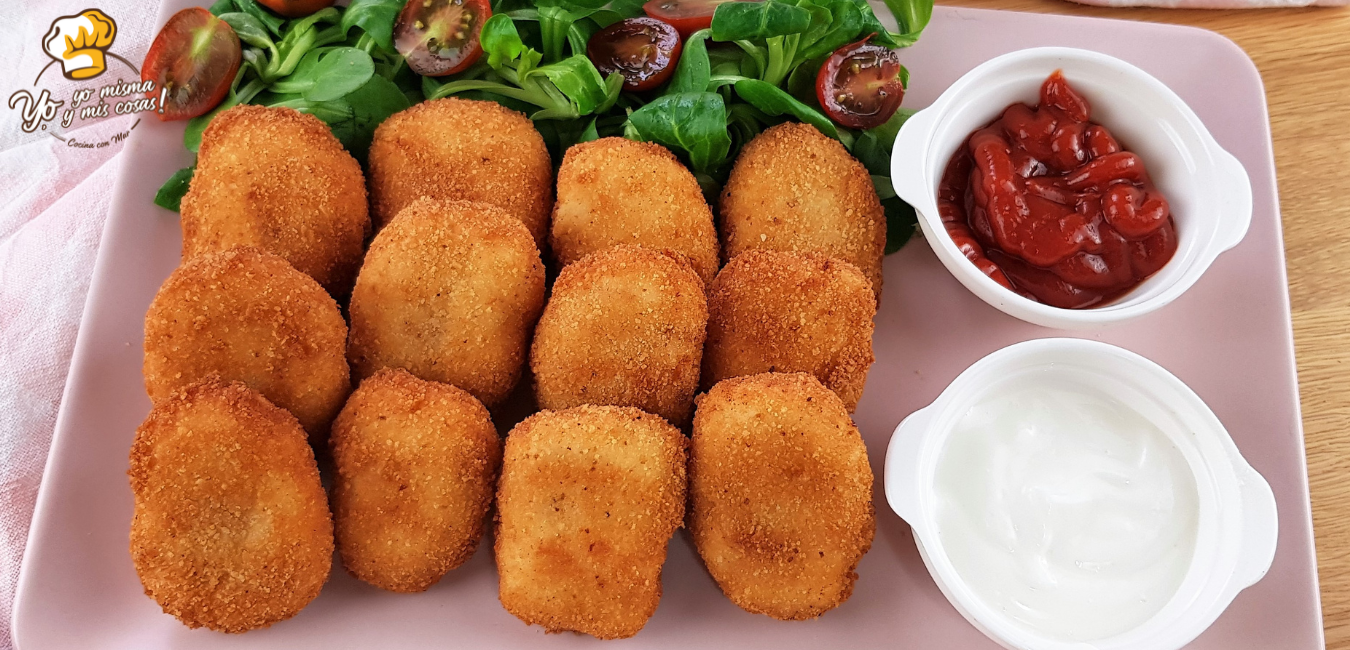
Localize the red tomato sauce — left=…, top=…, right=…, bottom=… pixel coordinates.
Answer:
left=937, top=71, right=1178, bottom=309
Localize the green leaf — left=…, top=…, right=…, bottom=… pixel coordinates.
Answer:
left=627, top=92, right=732, bottom=174
left=711, top=1, right=812, bottom=41
left=882, top=195, right=917, bottom=254
left=209, top=0, right=239, bottom=17
left=579, top=117, right=600, bottom=143
left=849, top=107, right=914, bottom=175
left=303, top=48, right=376, bottom=101
left=668, top=29, right=712, bottom=94
left=154, top=166, right=196, bottom=212
left=856, top=0, right=898, bottom=47
left=529, top=55, right=610, bottom=115
left=481, top=14, right=528, bottom=69
left=567, top=17, right=600, bottom=57
left=884, top=0, right=932, bottom=39
left=341, top=0, right=403, bottom=53
left=538, top=5, right=582, bottom=63
left=871, top=174, right=896, bottom=199
left=278, top=74, right=412, bottom=160
left=795, top=0, right=862, bottom=61
left=732, top=79, right=838, bottom=140
left=219, top=12, right=274, bottom=49
left=233, top=0, right=285, bottom=35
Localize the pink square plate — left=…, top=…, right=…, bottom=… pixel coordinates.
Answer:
left=11, top=3, right=1323, bottom=648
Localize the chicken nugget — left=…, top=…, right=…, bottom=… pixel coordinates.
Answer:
left=531, top=245, right=707, bottom=426
left=180, top=105, right=369, bottom=297
left=330, top=368, right=501, bottom=593
left=347, top=198, right=545, bottom=407
left=143, top=246, right=350, bottom=443
left=368, top=98, right=553, bottom=244
left=551, top=137, right=719, bottom=285
left=129, top=379, right=333, bottom=633
left=720, top=122, right=886, bottom=300
left=702, top=250, right=875, bottom=411
left=496, top=406, right=687, bottom=639
left=690, top=372, right=875, bottom=621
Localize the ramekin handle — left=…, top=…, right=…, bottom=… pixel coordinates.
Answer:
left=1233, top=462, right=1278, bottom=589
left=1212, top=147, right=1253, bottom=254
left=890, top=108, right=939, bottom=218
left=885, top=408, right=933, bottom=527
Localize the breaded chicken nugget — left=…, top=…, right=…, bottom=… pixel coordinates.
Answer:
left=330, top=368, right=501, bottom=593
left=368, top=98, right=553, bottom=244
left=129, top=379, right=333, bottom=633
left=180, top=105, right=369, bottom=297
left=702, top=250, right=875, bottom=411
left=690, top=372, right=875, bottom=621
left=347, top=198, right=545, bottom=407
left=720, top=122, right=886, bottom=300
left=551, top=137, right=719, bottom=285
left=143, top=246, right=350, bottom=443
left=497, top=406, right=687, bottom=639
left=531, top=245, right=707, bottom=426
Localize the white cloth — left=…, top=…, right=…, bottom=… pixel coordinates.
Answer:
left=0, top=2, right=154, bottom=648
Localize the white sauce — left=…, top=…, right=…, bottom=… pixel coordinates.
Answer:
left=933, top=379, right=1199, bottom=642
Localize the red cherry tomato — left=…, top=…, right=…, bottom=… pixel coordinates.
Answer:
left=394, top=0, right=491, bottom=77
left=815, top=35, right=906, bottom=130
left=643, top=0, right=749, bottom=37
left=587, top=17, right=683, bottom=92
left=257, top=0, right=335, bottom=18
left=142, top=8, right=241, bottom=122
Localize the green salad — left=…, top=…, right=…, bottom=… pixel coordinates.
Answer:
left=154, top=0, right=932, bottom=251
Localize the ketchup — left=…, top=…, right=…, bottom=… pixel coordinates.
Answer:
left=938, top=71, right=1177, bottom=309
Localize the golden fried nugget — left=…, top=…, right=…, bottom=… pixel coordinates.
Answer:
left=129, top=379, right=333, bottom=633
left=180, top=105, right=369, bottom=297
left=496, top=406, right=687, bottom=639
left=690, top=372, right=875, bottom=621
left=330, top=368, right=502, bottom=593
left=551, top=137, right=719, bottom=285
left=531, top=245, right=707, bottom=427
left=143, top=246, right=350, bottom=443
left=368, top=98, right=553, bottom=244
left=720, top=122, right=886, bottom=300
left=702, top=250, right=875, bottom=411
left=347, top=198, right=545, bottom=407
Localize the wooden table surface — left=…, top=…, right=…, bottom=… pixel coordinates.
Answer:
left=935, top=0, right=1350, bottom=645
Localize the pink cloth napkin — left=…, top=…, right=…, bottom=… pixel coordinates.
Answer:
left=0, top=2, right=154, bottom=647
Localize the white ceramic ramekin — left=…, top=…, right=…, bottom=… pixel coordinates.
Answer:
left=884, top=338, right=1277, bottom=650
left=891, top=47, right=1253, bottom=329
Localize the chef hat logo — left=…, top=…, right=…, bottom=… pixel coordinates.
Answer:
left=43, top=9, right=118, bottom=80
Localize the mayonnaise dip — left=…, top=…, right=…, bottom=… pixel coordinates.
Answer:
left=933, top=377, right=1199, bottom=642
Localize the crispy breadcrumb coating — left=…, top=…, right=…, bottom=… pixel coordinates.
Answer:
left=496, top=405, right=687, bottom=639
left=719, top=122, right=886, bottom=300
left=702, top=250, right=875, bottom=411
left=531, top=245, right=707, bottom=427
left=368, top=98, right=553, bottom=245
left=142, top=246, right=351, bottom=444
left=551, top=137, right=720, bottom=286
left=347, top=198, right=546, bottom=407
left=129, top=379, right=333, bottom=633
left=330, top=368, right=501, bottom=593
left=180, top=105, right=369, bottom=297
left=689, top=372, right=875, bottom=621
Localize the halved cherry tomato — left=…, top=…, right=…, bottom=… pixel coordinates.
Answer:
left=643, top=0, right=751, bottom=38
left=394, top=0, right=491, bottom=77
left=142, top=8, right=241, bottom=122
left=587, top=17, right=682, bottom=92
left=257, top=0, right=335, bottom=18
left=816, top=35, right=905, bottom=130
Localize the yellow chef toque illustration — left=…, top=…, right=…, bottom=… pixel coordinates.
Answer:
left=43, top=10, right=118, bottom=80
